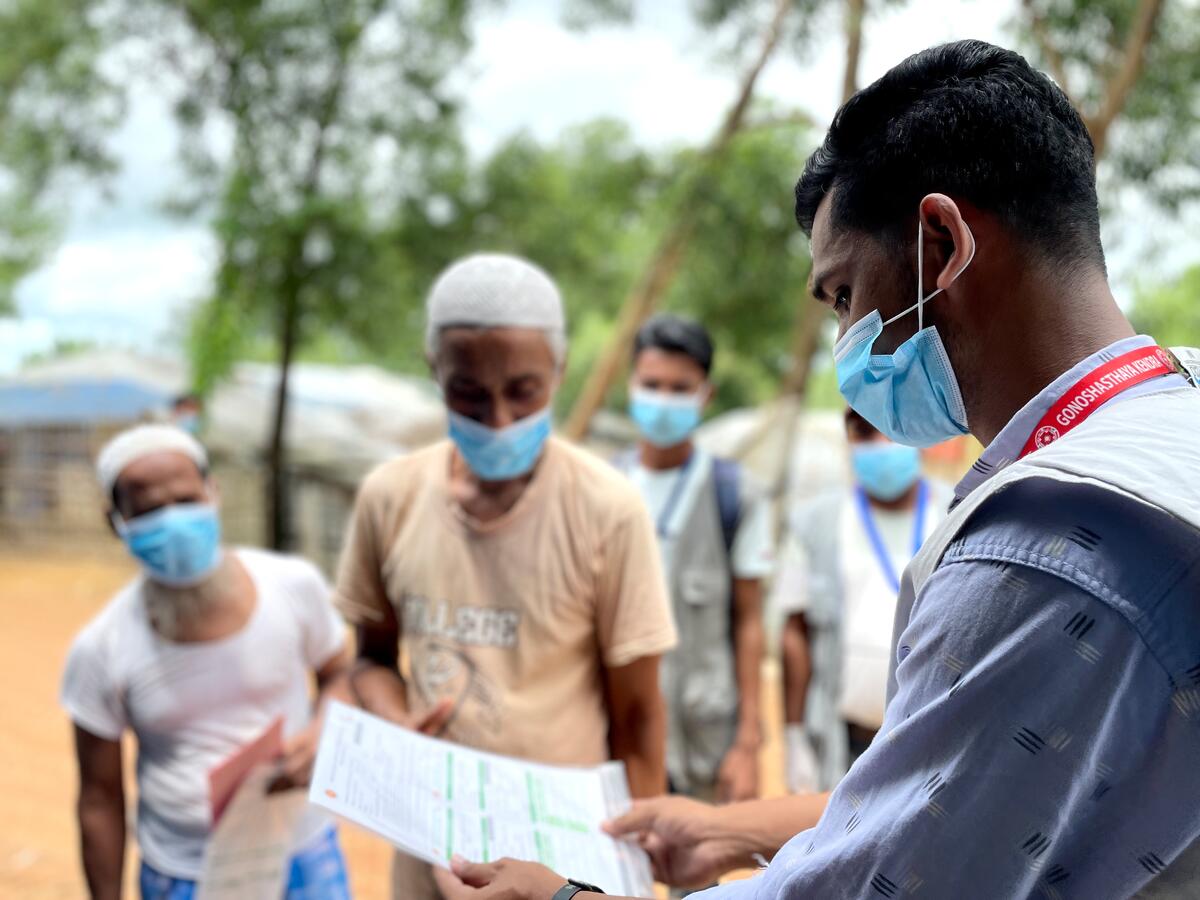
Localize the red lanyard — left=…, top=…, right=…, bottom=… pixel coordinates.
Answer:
left=1020, top=345, right=1175, bottom=458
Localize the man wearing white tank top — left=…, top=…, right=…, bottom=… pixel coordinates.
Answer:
left=61, top=425, right=360, bottom=899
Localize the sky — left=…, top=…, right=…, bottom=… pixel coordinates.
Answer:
left=3, top=0, right=1197, bottom=374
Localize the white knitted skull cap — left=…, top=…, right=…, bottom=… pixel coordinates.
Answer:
left=425, top=253, right=566, bottom=361
left=96, top=424, right=209, bottom=498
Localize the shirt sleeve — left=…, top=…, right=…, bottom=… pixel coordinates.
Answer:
left=60, top=625, right=126, bottom=741
left=770, top=528, right=810, bottom=617
left=594, top=500, right=678, bottom=668
left=293, top=559, right=347, bottom=670
left=737, top=480, right=1200, bottom=899
left=730, top=485, right=775, bottom=580
left=333, top=469, right=393, bottom=626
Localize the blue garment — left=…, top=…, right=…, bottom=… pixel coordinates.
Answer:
left=700, top=339, right=1200, bottom=899
left=139, top=826, right=351, bottom=900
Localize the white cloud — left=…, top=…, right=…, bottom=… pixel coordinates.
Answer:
left=464, top=13, right=733, bottom=155
left=15, top=226, right=216, bottom=354
left=0, top=317, right=55, bottom=375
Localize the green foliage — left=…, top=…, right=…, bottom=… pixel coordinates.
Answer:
left=1020, top=0, right=1200, bottom=208
left=140, top=0, right=474, bottom=390
left=390, top=115, right=816, bottom=416
left=0, top=0, right=124, bottom=309
left=1130, top=263, right=1200, bottom=347
left=663, top=120, right=813, bottom=412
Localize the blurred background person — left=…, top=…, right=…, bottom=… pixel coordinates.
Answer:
left=169, top=393, right=203, bottom=435
left=333, top=254, right=677, bottom=900
left=618, top=314, right=772, bottom=812
left=60, top=425, right=352, bottom=900
left=777, top=408, right=950, bottom=792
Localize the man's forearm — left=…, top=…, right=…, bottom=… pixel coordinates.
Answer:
left=345, top=660, right=411, bottom=722
left=78, top=798, right=125, bottom=900
left=781, top=616, right=812, bottom=724
left=712, top=793, right=830, bottom=868
left=611, top=704, right=667, bottom=797
left=732, top=604, right=764, bottom=744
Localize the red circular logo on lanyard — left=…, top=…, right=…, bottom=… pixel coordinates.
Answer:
left=1033, top=425, right=1061, bottom=448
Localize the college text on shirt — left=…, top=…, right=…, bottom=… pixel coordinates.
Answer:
left=401, top=593, right=521, bottom=649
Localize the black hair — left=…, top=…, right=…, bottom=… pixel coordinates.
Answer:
left=843, top=406, right=877, bottom=438
left=794, top=40, right=1104, bottom=272
left=632, top=314, right=715, bottom=374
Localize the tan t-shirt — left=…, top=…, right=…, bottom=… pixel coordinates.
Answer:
left=336, top=437, right=676, bottom=896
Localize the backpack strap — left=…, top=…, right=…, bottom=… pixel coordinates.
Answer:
left=711, top=457, right=743, bottom=555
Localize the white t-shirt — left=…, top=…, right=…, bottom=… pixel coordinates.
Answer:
left=779, top=481, right=950, bottom=730
left=627, top=449, right=774, bottom=581
left=60, top=547, right=347, bottom=879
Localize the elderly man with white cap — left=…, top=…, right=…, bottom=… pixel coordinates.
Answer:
left=60, top=424, right=362, bottom=899
left=335, top=253, right=678, bottom=899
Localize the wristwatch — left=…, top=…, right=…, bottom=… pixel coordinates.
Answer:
left=551, top=878, right=606, bottom=899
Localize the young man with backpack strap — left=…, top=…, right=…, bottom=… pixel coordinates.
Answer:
left=616, top=315, right=774, bottom=816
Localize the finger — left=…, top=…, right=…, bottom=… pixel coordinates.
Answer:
left=450, top=855, right=503, bottom=888
left=603, top=798, right=660, bottom=836
left=640, top=833, right=670, bottom=877
left=432, top=865, right=475, bottom=899
left=413, top=699, right=455, bottom=736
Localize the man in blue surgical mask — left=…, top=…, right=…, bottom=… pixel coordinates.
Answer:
left=61, top=425, right=356, bottom=899
left=777, top=409, right=949, bottom=795
left=619, top=315, right=773, bottom=823
left=335, top=253, right=677, bottom=900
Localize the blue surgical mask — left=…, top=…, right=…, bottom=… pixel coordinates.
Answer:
left=116, top=502, right=222, bottom=586
left=448, top=407, right=552, bottom=481
left=629, top=387, right=704, bottom=448
left=852, top=441, right=921, bottom=502
left=833, top=219, right=976, bottom=448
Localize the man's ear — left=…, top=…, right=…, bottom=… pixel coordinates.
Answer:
left=104, top=507, right=120, bottom=539
left=700, top=381, right=715, bottom=410
left=919, top=193, right=975, bottom=292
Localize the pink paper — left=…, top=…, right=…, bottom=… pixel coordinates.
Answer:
left=208, top=717, right=285, bottom=825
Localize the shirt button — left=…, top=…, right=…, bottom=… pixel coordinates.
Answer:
left=898, top=645, right=912, bottom=662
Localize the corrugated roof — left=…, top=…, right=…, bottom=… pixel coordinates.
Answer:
left=0, top=379, right=170, bottom=426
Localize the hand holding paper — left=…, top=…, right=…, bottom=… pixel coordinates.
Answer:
left=309, top=701, right=655, bottom=898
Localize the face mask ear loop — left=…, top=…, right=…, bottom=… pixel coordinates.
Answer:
left=917, top=220, right=926, bottom=332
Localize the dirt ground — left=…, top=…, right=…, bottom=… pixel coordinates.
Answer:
left=1, top=552, right=785, bottom=899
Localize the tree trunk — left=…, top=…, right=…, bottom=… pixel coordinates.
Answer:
left=266, top=286, right=300, bottom=550
left=1084, top=0, right=1165, bottom=159
left=754, top=0, right=866, bottom=514
left=1021, top=0, right=1165, bottom=161
left=261, top=36, right=350, bottom=551
left=561, top=0, right=794, bottom=441
left=841, top=0, right=866, bottom=103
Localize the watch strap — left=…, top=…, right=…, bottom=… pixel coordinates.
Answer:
left=551, top=878, right=605, bottom=899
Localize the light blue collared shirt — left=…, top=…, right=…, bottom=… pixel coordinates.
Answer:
left=700, top=338, right=1200, bottom=899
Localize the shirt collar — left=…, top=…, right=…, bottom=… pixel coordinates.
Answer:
left=953, top=335, right=1182, bottom=502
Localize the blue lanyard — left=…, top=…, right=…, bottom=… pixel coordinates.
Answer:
left=853, top=480, right=928, bottom=594
left=656, top=453, right=696, bottom=538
